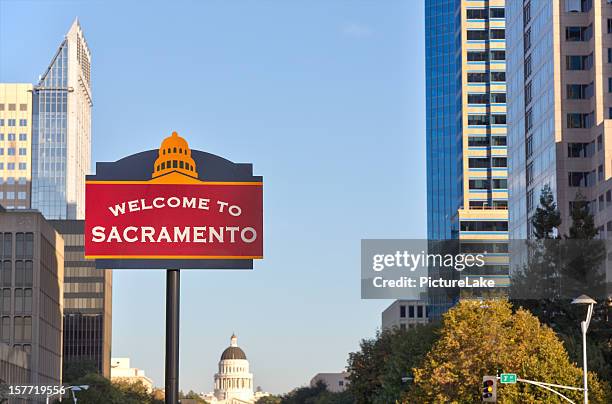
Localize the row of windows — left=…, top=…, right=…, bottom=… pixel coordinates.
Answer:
left=468, top=179, right=508, bottom=190
left=156, top=159, right=195, bottom=173
left=0, top=192, right=27, bottom=200
left=1, top=261, right=34, bottom=287
left=466, top=29, right=505, bottom=40
left=0, top=316, right=32, bottom=343
left=460, top=221, right=508, bottom=232
left=467, top=93, right=506, bottom=104
left=566, top=25, right=592, bottom=42
left=0, top=177, right=27, bottom=185
left=0, top=148, right=28, bottom=156
left=0, top=119, right=27, bottom=127
left=468, top=136, right=507, bottom=147
left=466, top=8, right=505, bottom=20
left=566, top=54, right=593, bottom=71
left=0, top=289, right=33, bottom=314
left=468, top=157, right=507, bottom=169
left=467, top=51, right=506, bottom=62
left=0, top=104, right=27, bottom=112
left=567, top=112, right=594, bottom=129
left=567, top=83, right=593, bottom=99
left=0, top=133, right=27, bottom=141
left=399, top=304, right=426, bottom=319
left=467, top=114, right=506, bottom=125
left=568, top=142, right=595, bottom=158
left=0, top=163, right=28, bottom=171
left=469, top=200, right=508, bottom=209
left=0, top=234, right=34, bottom=260
left=467, top=72, right=506, bottom=83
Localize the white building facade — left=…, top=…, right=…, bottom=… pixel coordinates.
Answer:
left=204, top=334, right=269, bottom=404
left=110, top=357, right=154, bottom=393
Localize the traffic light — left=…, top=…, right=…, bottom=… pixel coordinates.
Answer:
left=482, top=376, right=497, bottom=402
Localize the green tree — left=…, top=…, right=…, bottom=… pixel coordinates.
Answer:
left=346, top=324, right=439, bottom=404
left=67, top=373, right=163, bottom=404
left=62, top=359, right=99, bottom=384
left=404, top=299, right=611, bottom=403
left=255, top=396, right=282, bottom=404
left=531, top=184, right=561, bottom=239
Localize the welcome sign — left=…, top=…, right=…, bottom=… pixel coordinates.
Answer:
left=84, top=132, right=263, bottom=269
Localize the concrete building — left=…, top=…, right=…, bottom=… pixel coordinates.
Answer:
left=31, top=19, right=92, bottom=220
left=0, top=83, right=33, bottom=210
left=310, top=372, right=349, bottom=393
left=0, top=342, right=30, bottom=385
left=506, top=0, right=612, bottom=291
left=382, top=299, right=429, bottom=331
left=110, top=357, right=153, bottom=393
left=426, top=0, right=510, bottom=319
left=0, top=208, right=64, bottom=385
left=50, top=220, right=111, bottom=378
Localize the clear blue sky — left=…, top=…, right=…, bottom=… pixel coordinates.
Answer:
left=0, top=0, right=426, bottom=395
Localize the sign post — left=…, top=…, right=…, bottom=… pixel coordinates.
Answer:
left=165, top=269, right=180, bottom=404
left=84, top=132, right=263, bottom=404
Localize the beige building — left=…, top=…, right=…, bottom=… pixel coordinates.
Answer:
left=110, top=357, right=154, bottom=393
left=507, top=0, right=612, bottom=291
left=382, top=299, right=429, bottom=331
left=0, top=84, right=33, bottom=210
left=0, top=207, right=64, bottom=386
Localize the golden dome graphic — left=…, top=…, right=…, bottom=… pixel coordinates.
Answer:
left=152, top=131, right=199, bottom=180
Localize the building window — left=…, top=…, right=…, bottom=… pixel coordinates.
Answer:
left=417, top=305, right=424, bottom=318
left=565, top=0, right=592, bottom=13
left=524, top=55, right=532, bottom=78
left=566, top=25, right=592, bottom=41
left=0, top=289, right=9, bottom=314
left=0, top=316, right=9, bottom=342
left=19, top=104, right=27, bottom=111
left=491, top=114, right=506, bottom=125
left=18, top=133, right=26, bottom=141
left=568, top=142, right=594, bottom=157
left=468, top=73, right=488, bottom=83
left=18, top=119, right=27, bottom=127
left=490, top=8, right=504, bottom=18
left=525, top=81, right=532, bottom=104
left=466, top=9, right=487, bottom=20
left=568, top=171, right=596, bottom=187
left=18, top=163, right=26, bottom=170
left=490, top=29, right=505, bottom=39
left=7, top=133, right=15, bottom=141
left=492, top=157, right=507, bottom=167
left=525, top=108, right=533, bottom=132
left=467, top=51, right=488, bottom=61
left=467, top=30, right=488, bottom=40
left=468, top=115, right=489, bottom=126
left=18, top=148, right=26, bottom=156
left=566, top=54, right=593, bottom=70
left=598, top=134, right=603, bottom=151
left=526, top=163, right=534, bottom=185
left=491, top=93, right=506, bottom=103
left=408, top=306, right=415, bottom=318
left=400, top=305, right=406, bottom=318
left=609, top=19, right=612, bottom=34
left=599, top=165, right=604, bottom=182
left=491, top=71, right=506, bottom=82
left=567, top=112, right=594, bottom=128
left=567, top=83, right=593, bottom=99
left=7, top=119, right=15, bottom=127
left=468, top=93, right=488, bottom=104
left=460, top=221, right=508, bottom=232
left=469, top=179, right=489, bottom=190
left=524, top=28, right=532, bottom=51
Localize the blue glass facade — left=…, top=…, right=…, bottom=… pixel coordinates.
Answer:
left=426, top=0, right=462, bottom=240
left=32, top=41, right=70, bottom=219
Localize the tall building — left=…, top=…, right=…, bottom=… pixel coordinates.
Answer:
left=31, top=19, right=92, bottom=220
left=0, top=83, right=33, bottom=210
left=50, top=220, right=111, bottom=378
left=0, top=208, right=64, bottom=386
left=426, top=0, right=509, bottom=319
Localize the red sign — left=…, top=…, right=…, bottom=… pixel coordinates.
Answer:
left=85, top=181, right=263, bottom=259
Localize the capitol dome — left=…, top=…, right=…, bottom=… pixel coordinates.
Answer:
left=221, top=343, right=247, bottom=361
left=152, top=131, right=198, bottom=179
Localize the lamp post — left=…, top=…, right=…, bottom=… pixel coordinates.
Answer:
left=571, top=294, right=597, bottom=404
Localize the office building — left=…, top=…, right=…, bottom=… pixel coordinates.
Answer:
left=110, top=358, right=154, bottom=393
left=426, top=0, right=509, bottom=319
left=0, top=208, right=64, bottom=385
left=50, top=220, right=111, bottom=378
left=31, top=19, right=92, bottom=220
left=381, top=299, right=429, bottom=330
left=0, top=84, right=33, bottom=210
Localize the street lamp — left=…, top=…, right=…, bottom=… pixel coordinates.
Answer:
left=571, top=294, right=597, bottom=404
left=68, top=385, right=89, bottom=404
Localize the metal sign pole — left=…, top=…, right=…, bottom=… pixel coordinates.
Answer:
left=165, top=269, right=180, bottom=404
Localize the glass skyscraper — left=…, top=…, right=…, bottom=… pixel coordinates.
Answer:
left=426, top=0, right=462, bottom=241
left=32, top=19, right=92, bottom=220
left=426, top=0, right=509, bottom=320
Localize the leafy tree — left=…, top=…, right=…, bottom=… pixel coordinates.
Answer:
left=404, top=299, right=611, bottom=403
left=63, top=359, right=99, bottom=384
left=67, top=373, right=163, bottom=404
left=178, top=389, right=208, bottom=403
left=279, top=380, right=327, bottom=404
left=346, top=324, right=439, bottom=403
left=531, top=184, right=561, bottom=239
left=255, top=396, right=282, bottom=404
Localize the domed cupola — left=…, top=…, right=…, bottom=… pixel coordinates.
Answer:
left=152, top=131, right=198, bottom=179
left=220, top=334, right=247, bottom=360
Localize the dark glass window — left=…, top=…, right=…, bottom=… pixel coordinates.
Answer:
left=400, top=305, right=406, bottom=318
left=492, top=136, right=507, bottom=146
left=467, top=52, right=488, bottom=61
left=469, top=158, right=489, bottom=168
left=492, top=179, right=508, bottom=189
left=467, top=93, right=488, bottom=104
left=491, top=114, right=506, bottom=125
left=566, top=25, right=592, bottom=41
left=469, top=179, right=489, bottom=190
left=491, top=72, right=506, bottom=82
left=490, top=29, right=505, bottom=39
left=492, top=157, right=507, bottom=167
left=491, top=51, right=505, bottom=61
left=460, top=221, right=508, bottom=232
left=417, top=305, right=424, bottom=318
left=468, top=136, right=489, bottom=147
left=490, top=8, right=504, bottom=18
left=467, top=9, right=487, bottom=19
left=468, top=115, right=489, bottom=125
left=408, top=306, right=415, bottom=318
left=468, top=73, right=488, bottom=82
left=490, top=93, right=506, bottom=103
left=566, top=54, right=593, bottom=70
left=467, top=30, right=488, bottom=40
